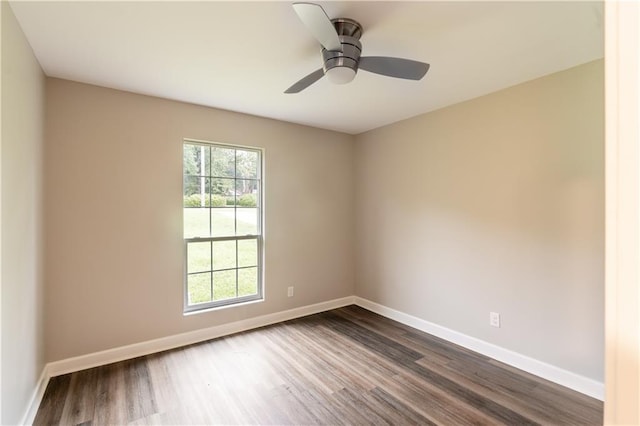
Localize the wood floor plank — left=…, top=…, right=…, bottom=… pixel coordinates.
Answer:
left=405, top=359, right=538, bottom=424
left=258, top=326, right=341, bottom=395
left=93, top=362, right=128, bottom=425
left=34, top=305, right=603, bottom=425
left=122, top=357, right=158, bottom=422
left=307, top=324, right=404, bottom=388
left=144, top=352, right=179, bottom=416
left=388, top=370, right=501, bottom=425
left=168, top=343, right=234, bottom=424
left=332, top=386, right=392, bottom=426
left=368, top=386, right=438, bottom=426
left=33, top=373, right=71, bottom=426
left=58, top=367, right=99, bottom=425
left=290, top=387, right=345, bottom=424
left=416, top=354, right=567, bottom=425
left=322, top=311, right=426, bottom=363
left=324, top=309, right=538, bottom=424
left=529, top=380, right=604, bottom=424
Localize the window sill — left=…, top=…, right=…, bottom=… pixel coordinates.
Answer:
left=183, top=297, right=264, bottom=316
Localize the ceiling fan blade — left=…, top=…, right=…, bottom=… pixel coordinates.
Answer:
left=359, top=56, right=430, bottom=80
left=284, top=68, right=325, bottom=93
left=293, top=2, right=342, bottom=51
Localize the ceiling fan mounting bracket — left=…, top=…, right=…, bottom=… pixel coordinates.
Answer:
left=330, top=18, right=362, bottom=40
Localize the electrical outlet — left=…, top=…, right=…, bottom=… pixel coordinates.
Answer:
left=287, top=286, right=294, bottom=297
left=490, top=312, right=500, bottom=328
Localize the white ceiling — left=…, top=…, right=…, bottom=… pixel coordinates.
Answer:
left=10, top=1, right=603, bottom=135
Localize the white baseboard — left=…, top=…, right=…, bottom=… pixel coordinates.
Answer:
left=24, top=296, right=354, bottom=424
left=23, top=294, right=603, bottom=424
left=20, top=366, right=50, bottom=426
left=48, top=296, right=355, bottom=377
left=353, top=297, right=604, bottom=401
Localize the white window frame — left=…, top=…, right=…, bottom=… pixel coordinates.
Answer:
left=183, top=139, right=264, bottom=313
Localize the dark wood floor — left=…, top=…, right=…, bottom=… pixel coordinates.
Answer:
left=35, top=305, right=603, bottom=425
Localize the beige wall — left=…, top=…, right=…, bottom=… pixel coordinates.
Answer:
left=355, top=60, right=604, bottom=381
left=45, top=61, right=605, bottom=382
left=44, top=79, right=355, bottom=361
left=1, top=2, right=46, bottom=423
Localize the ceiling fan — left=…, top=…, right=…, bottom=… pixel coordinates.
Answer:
left=285, top=2, right=430, bottom=94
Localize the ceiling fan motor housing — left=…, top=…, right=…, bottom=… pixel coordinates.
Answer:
left=322, top=18, right=363, bottom=83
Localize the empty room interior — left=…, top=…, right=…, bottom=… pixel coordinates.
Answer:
left=2, top=0, right=639, bottom=425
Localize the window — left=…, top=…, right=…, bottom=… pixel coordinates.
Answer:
left=183, top=140, right=263, bottom=312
